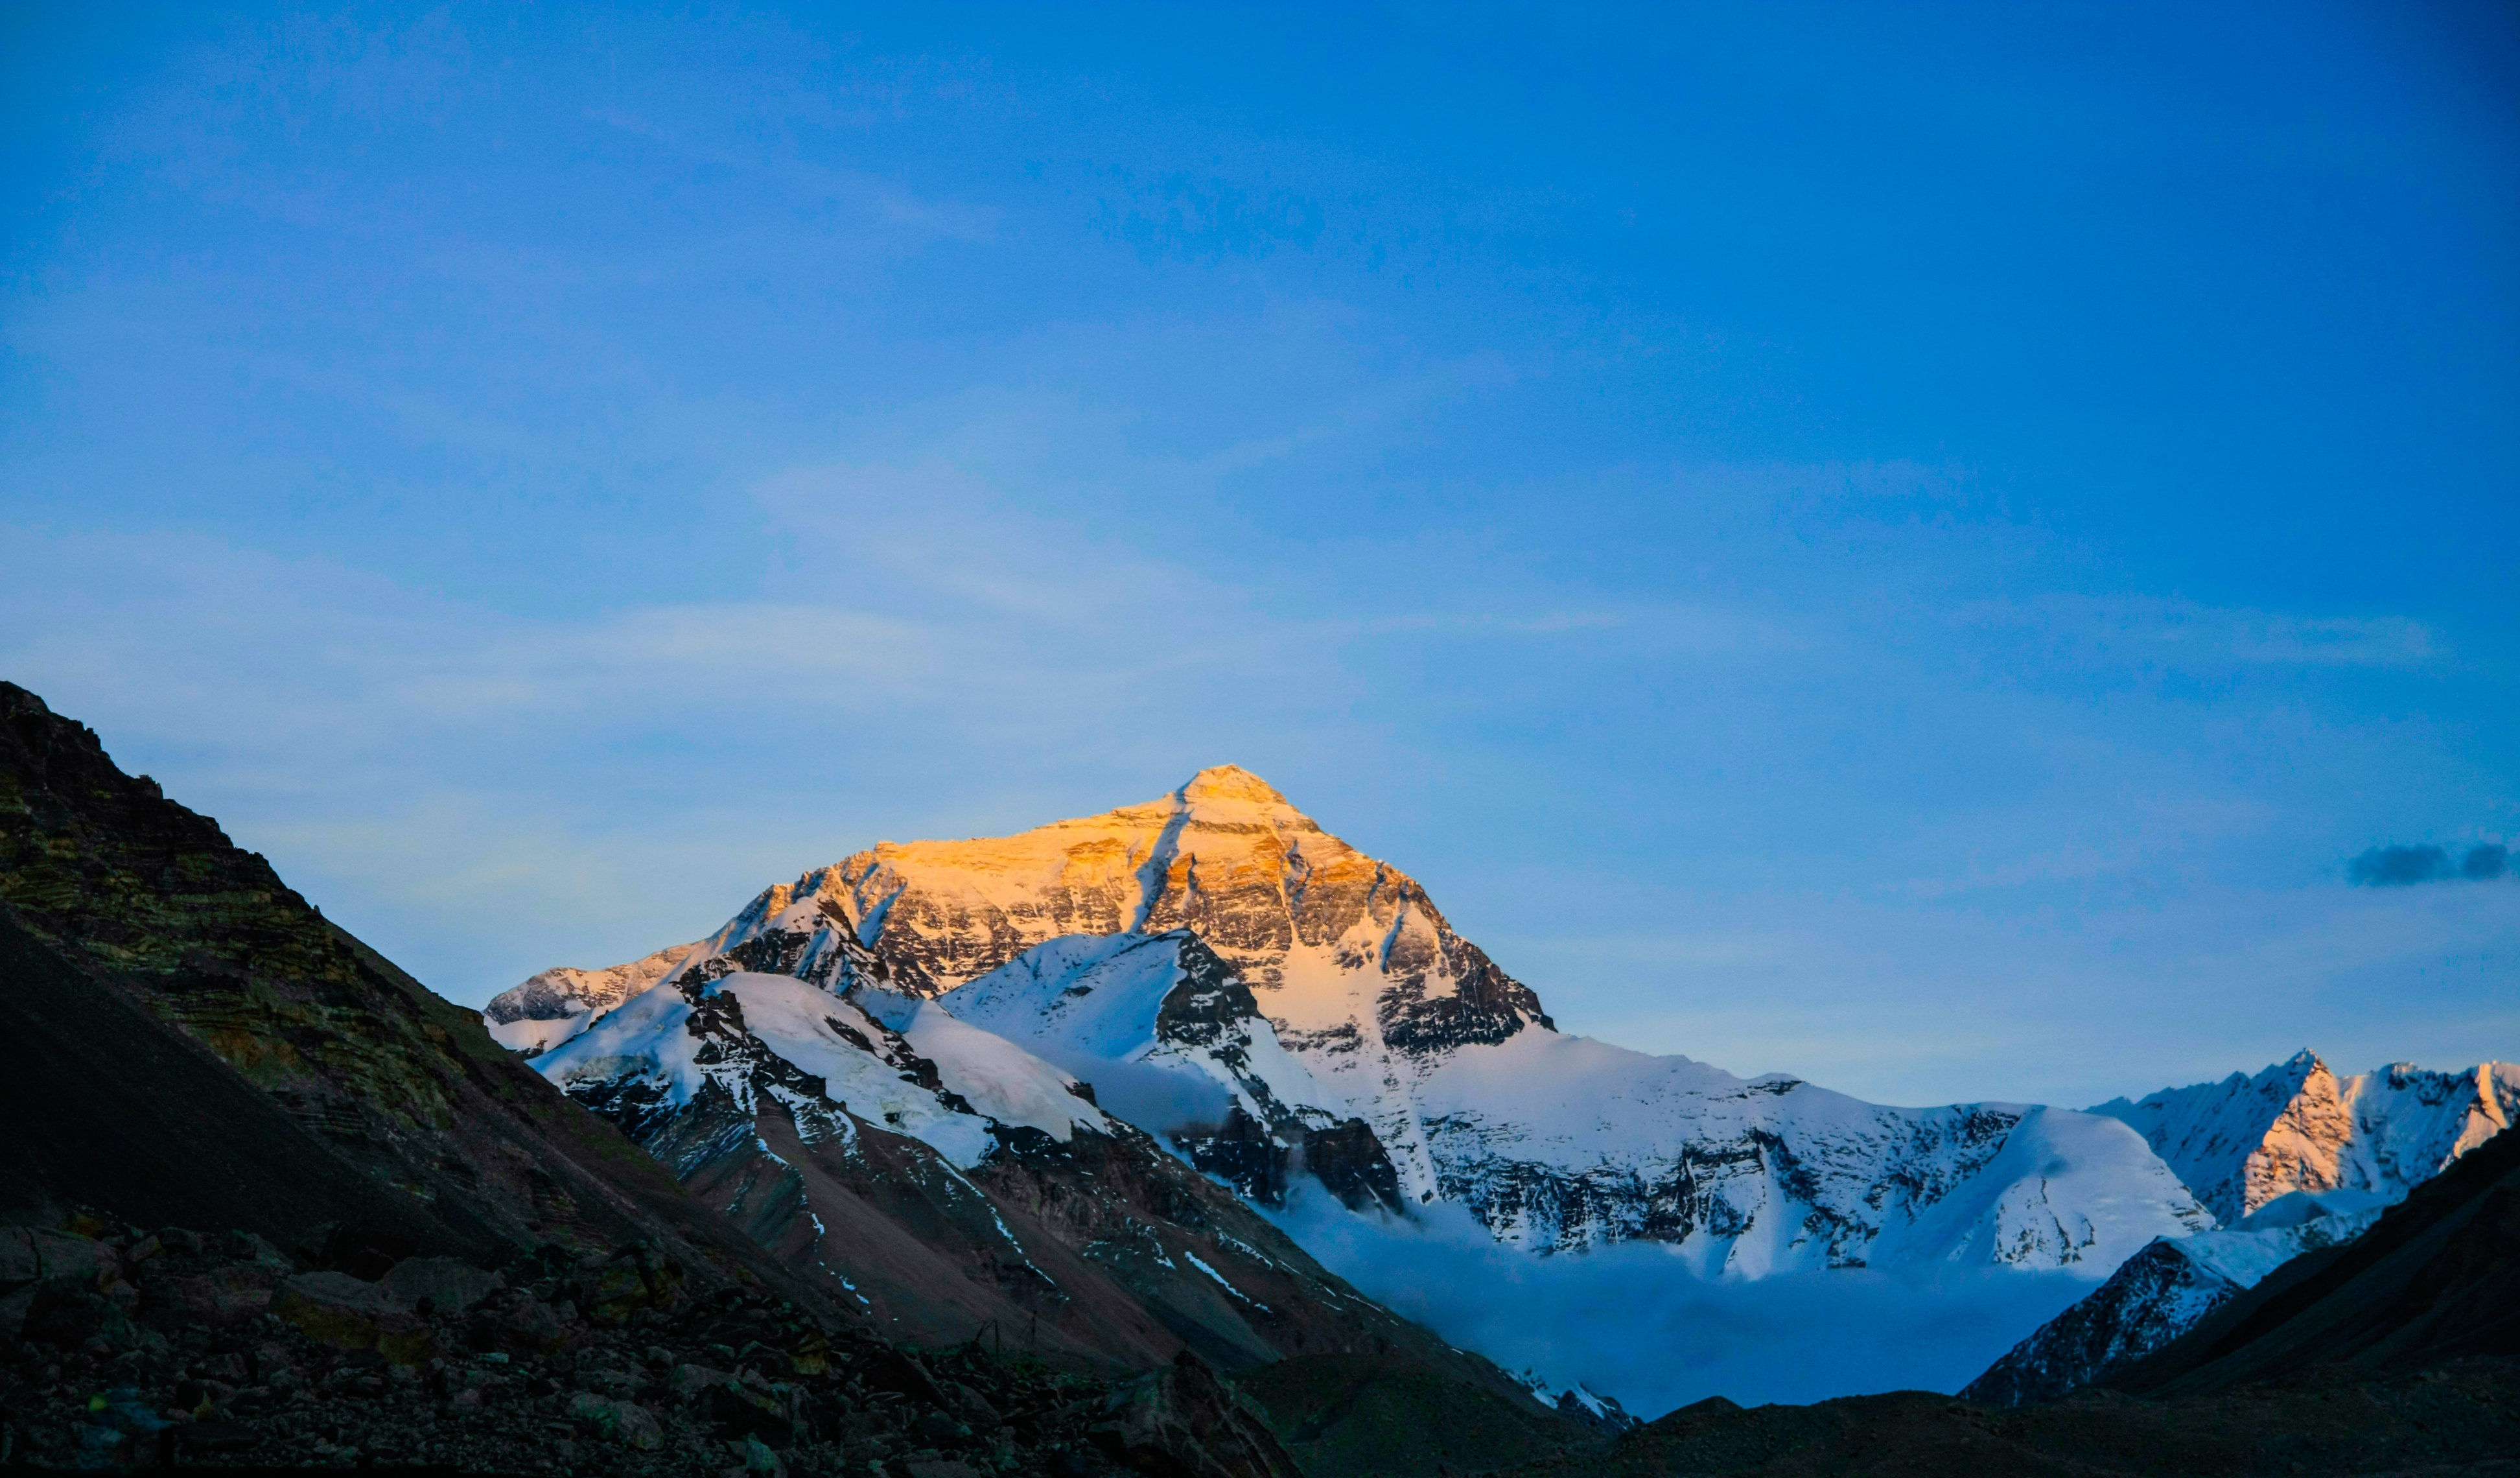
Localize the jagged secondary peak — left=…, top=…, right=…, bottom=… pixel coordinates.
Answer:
left=2091, top=1051, right=2520, bottom=1225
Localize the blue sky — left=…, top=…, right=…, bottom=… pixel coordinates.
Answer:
left=4, top=2, right=2514, bottom=1109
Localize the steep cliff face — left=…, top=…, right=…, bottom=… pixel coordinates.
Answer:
left=497, top=766, right=2216, bottom=1276
left=2090, top=1051, right=2520, bottom=1225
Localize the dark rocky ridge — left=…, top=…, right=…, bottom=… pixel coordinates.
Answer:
left=0, top=681, right=771, bottom=1280
left=1959, top=1237, right=2241, bottom=1407
left=1488, top=1361, right=2520, bottom=1477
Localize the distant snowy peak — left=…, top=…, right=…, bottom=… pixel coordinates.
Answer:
left=2089, top=1050, right=2520, bottom=1225
left=482, top=869, right=908, bottom=1050
left=480, top=939, right=703, bottom=1054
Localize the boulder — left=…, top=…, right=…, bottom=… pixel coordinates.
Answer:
left=270, top=1272, right=433, bottom=1365
left=0, top=1228, right=118, bottom=1289
left=378, top=1256, right=503, bottom=1315
left=467, top=1287, right=566, bottom=1355
left=161, top=1265, right=279, bottom=1328
left=567, top=1391, right=662, bottom=1449
left=1093, top=1352, right=1305, bottom=1478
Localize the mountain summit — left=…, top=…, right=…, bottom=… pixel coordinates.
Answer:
left=495, top=769, right=2217, bottom=1276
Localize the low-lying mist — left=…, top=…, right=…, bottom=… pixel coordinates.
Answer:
left=1027, top=1048, right=1240, bottom=1134
left=1265, top=1188, right=2095, bottom=1419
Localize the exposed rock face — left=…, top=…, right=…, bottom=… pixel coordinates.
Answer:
left=830, top=768, right=1549, bottom=1037
left=502, top=766, right=2215, bottom=1276
left=2089, top=1050, right=2520, bottom=1225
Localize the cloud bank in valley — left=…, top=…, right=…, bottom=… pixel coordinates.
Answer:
left=2348, top=843, right=2510, bottom=886
left=1263, top=1189, right=2092, bottom=1418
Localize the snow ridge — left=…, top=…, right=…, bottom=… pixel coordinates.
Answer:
left=2088, top=1051, right=2520, bottom=1225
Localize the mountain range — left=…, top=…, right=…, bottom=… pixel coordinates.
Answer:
left=8, top=682, right=2514, bottom=1473
left=488, top=764, right=2516, bottom=1398
left=495, top=766, right=2230, bottom=1287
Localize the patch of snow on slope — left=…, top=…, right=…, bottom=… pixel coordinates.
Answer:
left=486, top=1011, right=595, bottom=1055
left=940, top=933, right=1279, bottom=1131
left=2179, top=1203, right=2385, bottom=1287
left=855, top=987, right=1111, bottom=1145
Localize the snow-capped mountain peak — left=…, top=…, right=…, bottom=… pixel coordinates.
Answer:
left=492, top=768, right=2225, bottom=1282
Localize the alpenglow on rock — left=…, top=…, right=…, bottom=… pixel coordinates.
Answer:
left=491, top=766, right=2215, bottom=1277
left=2088, top=1051, right=2520, bottom=1225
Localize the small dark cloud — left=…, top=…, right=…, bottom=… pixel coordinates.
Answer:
left=2348, top=842, right=2510, bottom=886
